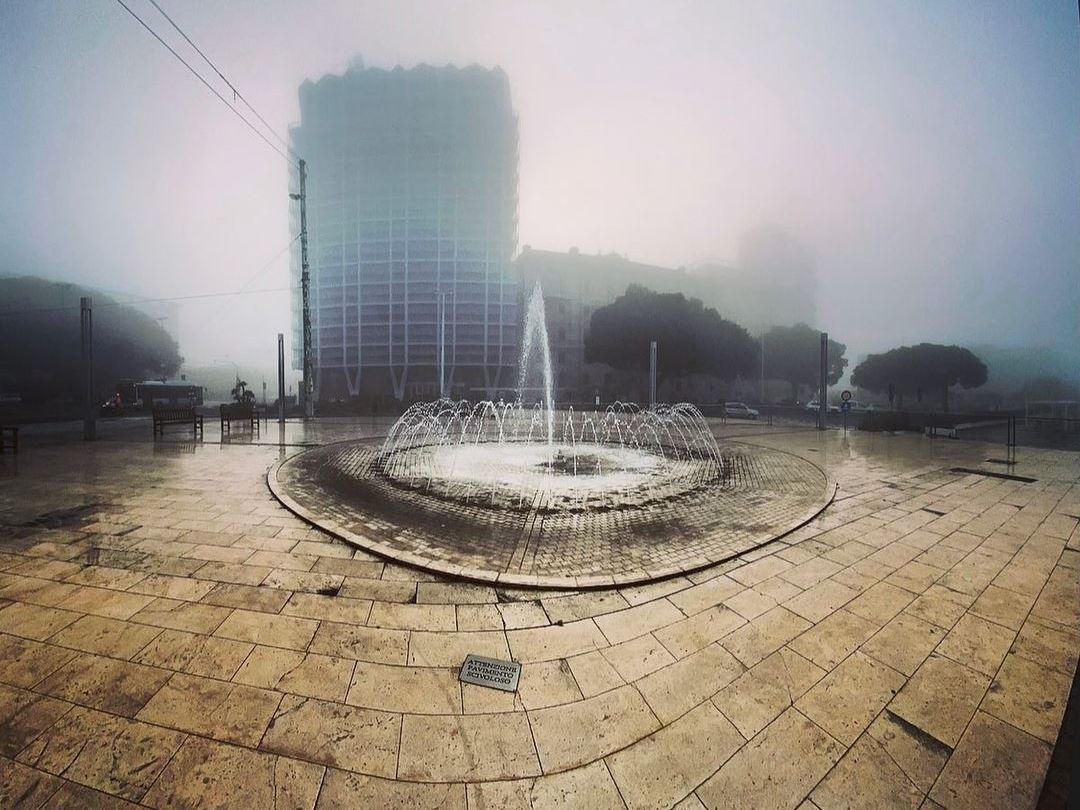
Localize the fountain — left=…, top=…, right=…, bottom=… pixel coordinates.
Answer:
left=268, top=282, right=833, bottom=587
left=377, top=399, right=725, bottom=512
left=376, top=282, right=725, bottom=512
left=517, top=280, right=556, bottom=445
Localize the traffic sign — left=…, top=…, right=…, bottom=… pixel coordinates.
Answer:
left=840, top=401, right=851, bottom=413
left=840, top=390, right=852, bottom=402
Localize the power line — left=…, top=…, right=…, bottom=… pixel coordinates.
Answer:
left=194, top=233, right=300, bottom=327
left=0, top=231, right=300, bottom=318
left=0, top=285, right=292, bottom=319
left=113, top=0, right=294, bottom=166
left=226, top=233, right=300, bottom=298
left=144, top=0, right=295, bottom=156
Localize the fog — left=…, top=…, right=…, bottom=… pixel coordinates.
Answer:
left=1, top=0, right=1077, bottom=377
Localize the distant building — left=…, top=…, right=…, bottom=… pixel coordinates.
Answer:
left=516, top=244, right=819, bottom=404
left=289, top=61, right=519, bottom=402
left=701, top=225, right=818, bottom=333
left=515, top=247, right=743, bottom=402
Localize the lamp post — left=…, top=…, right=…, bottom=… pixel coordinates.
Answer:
left=649, top=340, right=658, bottom=407
left=81, top=297, right=95, bottom=441
left=760, top=331, right=765, bottom=404
left=818, top=332, right=828, bottom=431
left=438, top=292, right=446, bottom=399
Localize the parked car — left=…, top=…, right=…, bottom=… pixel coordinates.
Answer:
left=724, top=401, right=759, bottom=420
left=806, top=400, right=840, bottom=413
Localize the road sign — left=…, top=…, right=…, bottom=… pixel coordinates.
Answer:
left=840, top=390, right=852, bottom=402
left=840, top=401, right=852, bottom=413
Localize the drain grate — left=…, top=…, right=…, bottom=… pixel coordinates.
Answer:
left=951, top=467, right=1036, bottom=483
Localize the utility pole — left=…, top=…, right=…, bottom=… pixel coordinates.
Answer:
left=760, top=331, right=765, bottom=404
left=277, top=333, right=286, bottom=427
left=438, top=292, right=446, bottom=399
left=291, top=159, right=314, bottom=418
left=649, top=340, right=658, bottom=407
left=818, top=331, right=828, bottom=431
left=81, top=297, right=95, bottom=441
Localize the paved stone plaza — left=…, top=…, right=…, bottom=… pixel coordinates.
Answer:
left=0, top=418, right=1077, bottom=809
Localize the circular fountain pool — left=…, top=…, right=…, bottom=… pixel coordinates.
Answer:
left=268, top=401, right=834, bottom=587
left=268, top=281, right=833, bottom=587
left=382, top=442, right=682, bottom=511
left=375, top=400, right=726, bottom=513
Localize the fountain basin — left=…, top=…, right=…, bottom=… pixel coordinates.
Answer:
left=269, top=283, right=837, bottom=586
left=268, top=435, right=835, bottom=588
left=379, top=441, right=722, bottom=512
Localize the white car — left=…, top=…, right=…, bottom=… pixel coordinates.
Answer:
left=724, top=401, right=759, bottom=419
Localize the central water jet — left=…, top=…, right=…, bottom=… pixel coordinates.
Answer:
left=517, top=280, right=555, bottom=447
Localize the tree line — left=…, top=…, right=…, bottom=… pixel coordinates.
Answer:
left=584, top=284, right=990, bottom=409
left=0, top=275, right=1014, bottom=413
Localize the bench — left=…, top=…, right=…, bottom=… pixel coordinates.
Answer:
left=220, top=403, right=260, bottom=436
left=152, top=406, right=203, bottom=438
left=0, top=426, right=17, bottom=454
left=924, top=425, right=958, bottom=439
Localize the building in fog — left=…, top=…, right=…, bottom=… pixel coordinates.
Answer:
left=691, top=225, right=818, bottom=333
left=290, top=60, right=519, bottom=402
left=515, top=230, right=819, bottom=403
left=515, top=247, right=743, bottom=403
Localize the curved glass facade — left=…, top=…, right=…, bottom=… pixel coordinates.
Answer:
left=290, top=63, right=519, bottom=402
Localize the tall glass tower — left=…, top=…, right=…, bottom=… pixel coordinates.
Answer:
left=290, top=61, right=519, bottom=402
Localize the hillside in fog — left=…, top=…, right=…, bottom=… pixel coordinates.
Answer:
left=0, top=276, right=181, bottom=407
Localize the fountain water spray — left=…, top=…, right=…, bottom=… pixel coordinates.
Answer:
left=375, top=284, right=724, bottom=511
left=517, top=280, right=555, bottom=446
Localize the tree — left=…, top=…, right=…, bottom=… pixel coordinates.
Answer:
left=231, top=380, right=256, bottom=405
left=763, top=323, right=847, bottom=402
left=851, top=343, right=987, bottom=412
left=0, top=276, right=182, bottom=406
left=585, top=285, right=758, bottom=384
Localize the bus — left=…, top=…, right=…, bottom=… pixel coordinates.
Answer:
left=106, top=379, right=204, bottom=412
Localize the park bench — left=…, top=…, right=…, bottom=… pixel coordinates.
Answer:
left=220, top=403, right=260, bottom=436
left=152, top=406, right=203, bottom=438
left=0, top=425, right=18, bottom=454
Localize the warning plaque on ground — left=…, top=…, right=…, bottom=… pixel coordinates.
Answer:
left=459, top=654, right=522, bottom=692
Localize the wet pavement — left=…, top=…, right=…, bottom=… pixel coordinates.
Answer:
left=0, top=418, right=1076, bottom=808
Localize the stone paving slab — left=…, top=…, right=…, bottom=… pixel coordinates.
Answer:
left=0, top=421, right=1076, bottom=808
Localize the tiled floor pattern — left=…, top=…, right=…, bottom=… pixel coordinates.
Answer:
left=0, top=422, right=1076, bottom=809
left=272, top=439, right=832, bottom=586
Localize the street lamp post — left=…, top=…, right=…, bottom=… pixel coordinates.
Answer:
left=760, top=331, right=765, bottom=404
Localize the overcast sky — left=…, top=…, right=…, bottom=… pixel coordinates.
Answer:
left=1, top=0, right=1077, bottom=373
